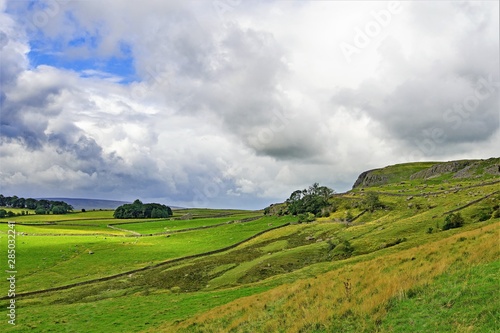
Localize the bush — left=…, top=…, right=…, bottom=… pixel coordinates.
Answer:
left=362, top=192, right=384, bottom=212
left=331, top=240, right=354, bottom=259
left=477, top=211, right=490, bottom=222
left=345, top=211, right=354, bottom=222
left=298, top=213, right=315, bottom=223
left=442, top=212, right=464, bottom=230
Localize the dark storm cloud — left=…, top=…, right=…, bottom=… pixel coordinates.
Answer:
left=1, top=82, right=63, bottom=149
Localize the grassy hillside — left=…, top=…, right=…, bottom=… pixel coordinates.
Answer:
left=0, top=158, right=498, bottom=332
left=353, top=157, right=499, bottom=189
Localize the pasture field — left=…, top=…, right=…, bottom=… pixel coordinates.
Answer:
left=0, top=165, right=498, bottom=332
left=0, top=214, right=297, bottom=293
left=116, top=212, right=262, bottom=235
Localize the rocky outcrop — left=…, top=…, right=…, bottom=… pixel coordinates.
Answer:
left=352, top=169, right=388, bottom=188
left=410, top=158, right=500, bottom=180
left=410, top=160, right=474, bottom=179
left=352, top=158, right=499, bottom=189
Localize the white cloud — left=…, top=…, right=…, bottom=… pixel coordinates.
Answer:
left=0, top=0, right=498, bottom=208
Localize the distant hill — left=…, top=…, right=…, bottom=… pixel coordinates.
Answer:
left=39, top=198, right=184, bottom=211
left=39, top=198, right=131, bottom=211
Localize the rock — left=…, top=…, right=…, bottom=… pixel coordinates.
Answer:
left=410, top=160, right=475, bottom=180
left=88, top=250, right=94, bottom=255
left=352, top=169, right=389, bottom=188
left=406, top=196, right=413, bottom=201
left=305, top=236, right=315, bottom=241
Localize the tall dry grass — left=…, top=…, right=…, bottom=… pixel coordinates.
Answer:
left=149, top=222, right=499, bottom=333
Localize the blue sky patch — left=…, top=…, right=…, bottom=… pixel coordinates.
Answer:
left=28, top=40, right=137, bottom=84
left=16, top=4, right=137, bottom=84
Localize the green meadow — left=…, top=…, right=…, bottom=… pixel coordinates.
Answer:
left=0, top=159, right=498, bottom=332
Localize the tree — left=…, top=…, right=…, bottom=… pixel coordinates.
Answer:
left=51, top=205, right=67, bottom=214
left=35, top=206, right=48, bottom=215
left=362, top=192, right=383, bottom=212
left=286, top=183, right=335, bottom=216
left=0, top=195, right=72, bottom=214
left=25, top=198, right=38, bottom=210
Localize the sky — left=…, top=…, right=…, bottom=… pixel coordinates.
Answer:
left=0, top=0, right=498, bottom=209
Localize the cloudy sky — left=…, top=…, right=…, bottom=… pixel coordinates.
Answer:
left=0, top=0, right=498, bottom=209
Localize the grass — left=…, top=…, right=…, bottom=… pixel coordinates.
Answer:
left=157, top=222, right=498, bottom=332
left=3, top=285, right=273, bottom=333
left=0, top=215, right=293, bottom=293
left=117, top=213, right=262, bottom=234
left=0, top=223, right=127, bottom=235
left=381, top=260, right=499, bottom=332
left=0, top=162, right=498, bottom=333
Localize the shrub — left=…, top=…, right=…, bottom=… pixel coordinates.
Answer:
left=345, top=211, right=354, bottom=222
left=362, top=192, right=384, bottom=212
left=298, top=213, right=315, bottom=223
left=331, top=240, right=354, bottom=259
left=477, top=211, right=490, bottom=222
left=442, top=212, right=465, bottom=230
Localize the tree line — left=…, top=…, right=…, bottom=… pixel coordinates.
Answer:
left=0, top=194, right=73, bottom=216
left=113, top=199, right=173, bottom=219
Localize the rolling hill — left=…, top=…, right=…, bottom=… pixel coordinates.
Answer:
left=39, top=198, right=131, bottom=210
left=1, top=157, right=498, bottom=333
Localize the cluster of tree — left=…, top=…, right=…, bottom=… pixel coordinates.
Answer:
left=0, top=209, right=17, bottom=218
left=286, top=183, right=335, bottom=217
left=0, top=195, right=73, bottom=215
left=113, top=199, right=173, bottom=219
